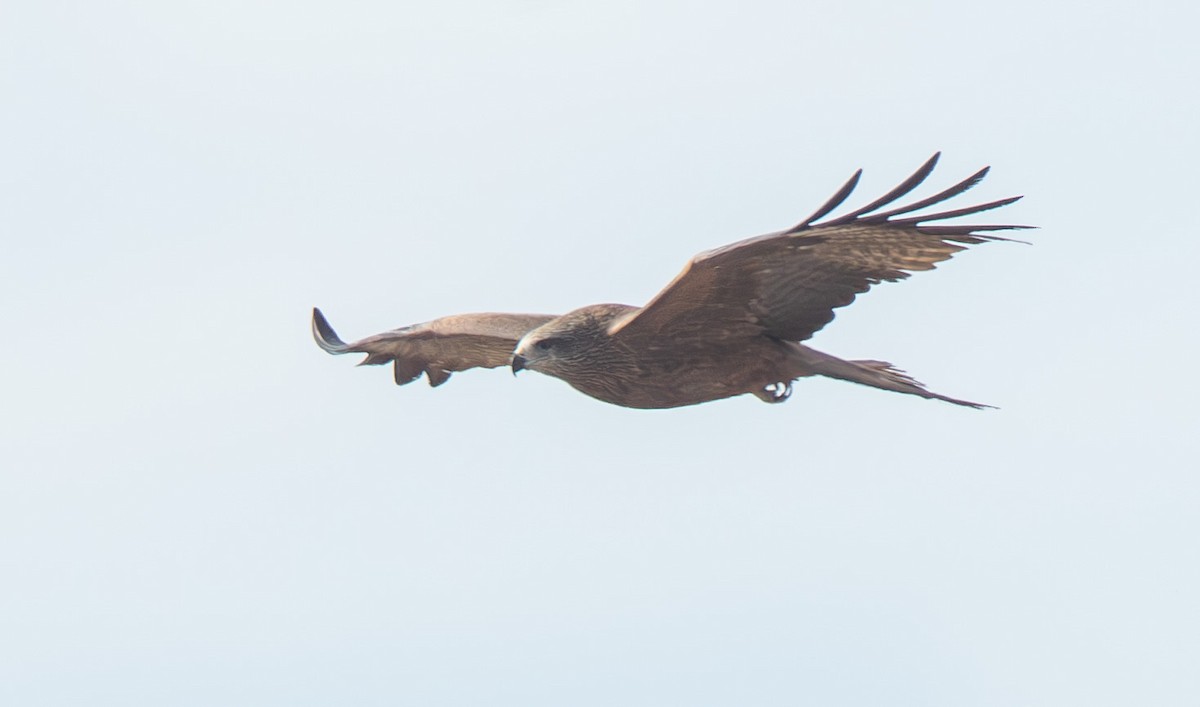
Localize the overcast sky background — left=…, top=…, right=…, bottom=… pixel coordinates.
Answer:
left=2, top=1, right=1198, bottom=705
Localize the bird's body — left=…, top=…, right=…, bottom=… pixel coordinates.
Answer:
left=510, top=303, right=798, bottom=409
left=313, top=154, right=1029, bottom=410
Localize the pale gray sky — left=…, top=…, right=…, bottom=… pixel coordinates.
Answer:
left=2, top=1, right=1198, bottom=705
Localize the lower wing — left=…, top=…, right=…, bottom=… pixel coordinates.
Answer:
left=312, top=308, right=557, bottom=388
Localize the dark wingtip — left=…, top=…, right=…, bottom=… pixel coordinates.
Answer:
left=818, top=152, right=945, bottom=227
left=312, top=307, right=350, bottom=354
left=862, top=165, right=995, bottom=223
left=788, top=168, right=863, bottom=233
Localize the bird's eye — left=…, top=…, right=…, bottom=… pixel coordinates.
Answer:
left=535, top=339, right=554, bottom=351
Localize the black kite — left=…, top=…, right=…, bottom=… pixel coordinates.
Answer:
left=313, top=154, right=1028, bottom=409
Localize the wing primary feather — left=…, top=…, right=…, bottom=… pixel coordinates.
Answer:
left=861, top=166, right=991, bottom=222
left=914, top=224, right=1035, bottom=242
left=818, top=152, right=941, bottom=226
left=786, top=168, right=862, bottom=233
left=891, top=195, right=1025, bottom=225
left=426, top=368, right=452, bottom=387
left=394, top=360, right=421, bottom=385
left=312, top=308, right=351, bottom=354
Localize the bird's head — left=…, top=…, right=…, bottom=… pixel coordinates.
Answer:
left=511, top=304, right=633, bottom=379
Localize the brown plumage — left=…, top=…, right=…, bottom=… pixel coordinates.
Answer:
left=312, top=153, right=1030, bottom=409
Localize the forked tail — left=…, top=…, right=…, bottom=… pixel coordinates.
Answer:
left=791, top=345, right=993, bottom=409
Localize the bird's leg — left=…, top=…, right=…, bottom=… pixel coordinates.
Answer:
left=754, top=381, right=793, bottom=404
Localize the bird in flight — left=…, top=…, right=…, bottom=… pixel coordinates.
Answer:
left=313, top=153, right=1028, bottom=409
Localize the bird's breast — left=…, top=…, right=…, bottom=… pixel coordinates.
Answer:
left=558, top=337, right=792, bottom=409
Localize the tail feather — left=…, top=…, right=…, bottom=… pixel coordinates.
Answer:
left=849, top=359, right=993, bottom=409
left=790, top=345, right=993, bottom=409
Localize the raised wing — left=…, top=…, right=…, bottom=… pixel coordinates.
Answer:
left=312, top=308, right=556, bottom=387
left=608, top=153, right=1031, bottom=343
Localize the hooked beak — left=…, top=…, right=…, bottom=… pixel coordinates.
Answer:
left=511, top=354, right=527, bottom=375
